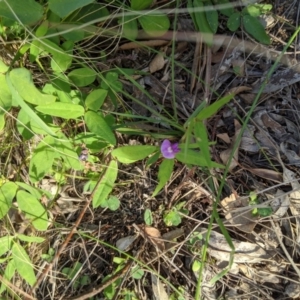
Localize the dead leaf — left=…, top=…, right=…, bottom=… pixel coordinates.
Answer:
left=249, top=168, right=282, bottom=183
left=119, top=40, right=169, bottom=50
left=151, top=274, right=169, bottom=300
left=217, top=133, right=231, bottom=144
left=141, top=225, right=165, bottom=251
left=149, top=52, right=165, bottom=73
left=201, top=230, right=275, bottom=263
left=116, top=235, right=137, bottom=251
left=221, top=193, right=257, bottom=233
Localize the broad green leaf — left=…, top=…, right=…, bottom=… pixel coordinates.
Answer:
left=15, top=182, right=43, bottom=199
left=144, top=208, right=153, bottom=225
left=0, top=236, right=13, bottom=256
left=242, top=4, right=272, bottom=17
left=131, top=0, right=153, bottom=10
left=17, top=108, right=54, bottom=139
left=112, top=145, right=157, bottom=164
left=0, top=74, right=12, bottom=110
left=102, top=196, right=120, bottom=211
left=176, top=149, right=224, bottom=168
left=84, top=111, right=116, bottom=145
left=61, top=24, right=85, bottom=41
left=0, top=259, right=16, bottom=294
left=242, top=15, right=270, bottom=45
left=12, top=242, right=36, bottom=286
left=17, top=234, right=45, bottom=243
left=192, top=260, right=201, bottom=272
left=215, top=0, right=235, bottom=17
left=69, top=67, right=97, bottom=87
left=131, top=266, right=144, bottom=279
left=85, top=89, right=108, bottom=111
left=17, top=190, right=48, bottom=231
left=36, top=102, right=84, bottom=119
left=0, top=0, right=43, bottom=24
left=121, top=15, right=138, bottom=40
left=257, top=207, right=272, bottom=217
left=138, top=13, right=170, bottom=37
left=9, top=68, right=56, bottom=105
left=49, top=0, right=94, bottom=18
left=0, top=182, right=18, bottom=219
left=93, top=160, right=118, bottom=208
left=152, top=159, right=174, bottom=197
left=0, top=59, right=8, bottom=73
left=227, top=12, right=241, bottom=31
left=66, top=3, right=109, bottom=23
left=196, top=93, right=234, bottom=121
left=205, top=1, right=218, bottom=34
left=193, top=120, right=212, bottom=167
left=6, top=73, right=57, bottom=137
left=74, top=132, right=108, bottom=152
left=164, top=210, right=181, bottom=226
left=39, top=39, right=73, bottom=72
left=52, top=138, right=84, bottom=171
left=29, top=136, right=58, bottom=182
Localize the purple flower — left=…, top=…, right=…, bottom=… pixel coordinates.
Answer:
left=160, top=140, right=179, bottom=159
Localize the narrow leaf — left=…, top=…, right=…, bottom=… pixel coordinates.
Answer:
left=152, top=159, right=174, bottom=197
left=36, top=102, right=84, bottom=119
left=93, top=160, right=118, bottom=208
left=0, top=259, right=16, bottom=294
left=205, top=1, right=218, bottom=34
left=196, top=94, right=234, bottom=121
left=0, top=236, right=13, bottom=256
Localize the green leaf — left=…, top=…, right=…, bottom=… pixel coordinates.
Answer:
left=35, top=102, right=84, bottom=119
left=93, top=160, right=118, bottom=208
left=242, top=15, right=270, bottom=45
left=112, top=145, right=157, bottom=164
left=69, top=67, right=97, bottom=87
left=17, top=190, right=48, bottom=231
left=0, top=182, right=18, bottom=219
left=196, top=93, right=234, bottom=121
left=138, top=13, right=170, bottom=37
left=144, top=208, right=153, bottom=225
left=84, top=111, right=116, bottom=145
left=227, top=12, right=241, bottom=31
left=29, top=136, right=58, bottom=182
left=102, top=196, right=120, bottom=211
left=17, top=234, right=45, bottom=243
left=205, top=1, right=218, bottom=34
left=164, top=210, right=181, bottom=226
left=193, top=120, right=212, bottom=168
left=192, top=260, right=201, bottom=272
left=9, top=68, right=56, bottom=106
left=36, top=20, right=48, bottom=37
left=74, top=132, right=108, bottom=152
left=0, top=236, right=13, bottom=256
left=48, top=0, right=94, bottom=18
left=6, top=73, right=57, bottom=137
left=176, top=149, right=224, bottom=168
left=85, top=89, right=108, bottom=111
left=257, top=207, right=272, bottom=217
left=242, top=4, right=272, bottom=17
left=0, top=0, right=43, bottom=24
left=15, top=182, right=44, bottom=199
left=215, top=0, right=235, bottom=17
left=121, top=15, right=138, bottom=40
left=152, top=159, right=174, bottom=197
left=0, top=259, right=16, bottom=294
left=12, top=242, right=36, bottom=286
left=131, top=266, right=144, bottom=279
left=0, top=59, right=9, bottom=73
left=0, top=74, right=12, bottom=110
left=131, top=0, right=153, bottom=10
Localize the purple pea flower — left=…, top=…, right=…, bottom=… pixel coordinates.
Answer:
left=161, top=139, right=180, bottom=159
